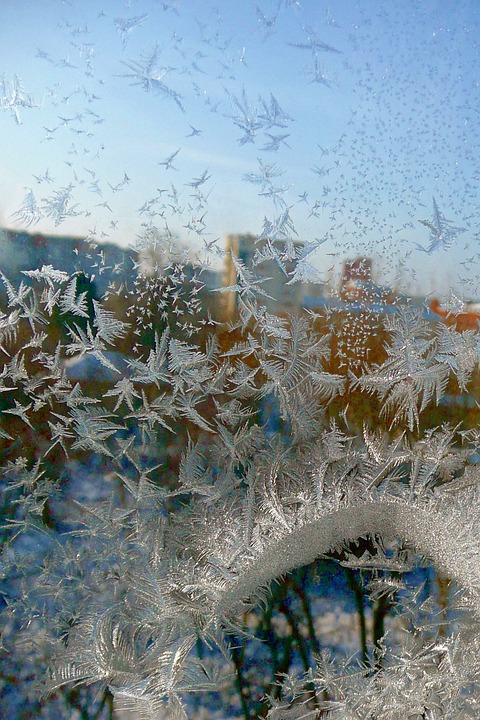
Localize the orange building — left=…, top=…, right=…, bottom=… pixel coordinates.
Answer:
left=430, top=298, right=480, bottom=331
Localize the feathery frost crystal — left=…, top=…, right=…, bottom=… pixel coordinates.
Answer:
left=2, top=1, right=480, bottom=719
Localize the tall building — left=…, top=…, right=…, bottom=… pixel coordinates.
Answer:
left=0, top=228, right=135, bottom=296
left=340, top=256, right=373, bottom=301
left=221, top=233, right=308, bottom=321
left=339, top=256, right=397, bottom=307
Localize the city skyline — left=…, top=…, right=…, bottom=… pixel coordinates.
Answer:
left=1, top=225, right=471, bottom=310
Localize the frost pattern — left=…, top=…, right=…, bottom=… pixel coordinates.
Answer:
left=2, top=1, right=480, bottom=719
left=3, top=269, right=480, bottom=717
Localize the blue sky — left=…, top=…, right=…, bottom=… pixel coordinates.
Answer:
left=1, top=0, right=479, bottom=296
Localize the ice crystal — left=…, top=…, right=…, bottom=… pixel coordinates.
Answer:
left=417, top=198, right=466, bottom=254
left=119, top=45, right=184, bottom=111
left=2, top=2, right=480, bottom=719
left=10, top=188, right=43, bottom=227
left=0, top=74, right=37, bottom=124
left=42, top=184, right=80, bottom=226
